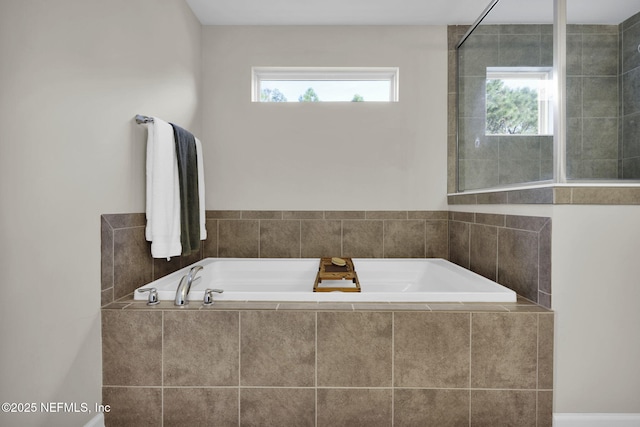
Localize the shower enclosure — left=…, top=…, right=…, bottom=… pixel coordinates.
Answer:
left=455, top=0, right=640, bottom=193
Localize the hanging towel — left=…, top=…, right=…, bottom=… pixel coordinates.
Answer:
left=171, top=123, right=206, bottom=256
left=145, top=117, right=182, bottom=258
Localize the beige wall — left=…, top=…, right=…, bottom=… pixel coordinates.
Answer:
left=0, top=1, right=201, bottom=426
left=201, top=26, right=448, bottom=211
left=552, top=205, right=640, bottom=413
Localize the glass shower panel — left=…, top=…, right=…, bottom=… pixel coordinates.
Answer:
left=565, top=4, right=640, bottom=180
left=457, top=0, right=555, bottom=191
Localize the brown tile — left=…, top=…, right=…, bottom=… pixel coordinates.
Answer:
left=477, top=191, right=508, bottom=204
left=538, top=313, right=554, bottom=390
left=342, top=220, right=383, bottom=258
left=218, top=220, right=259, bottom=257
left=537, top=391, right=554, bottom=427
left=163, top=388, right=238, bottom=427
left=449, top=193, right=478, bottom=204
left=498, top=228, right=539, bottom=302
left=101, top=216, right=114, bottom=292
left=102, top=213, right=146, bottom=229
left=242, top=210, right=282, bottom=219
left=206, top=210, right=241, bottom=219
left=505, top=215, right=549, bottom=232
left=539, top=220, right=552, bottom=296
left=325, top=211, right=366, bottom=219
left=394, top=389, right=469, bottom=427
left=260, top=220, right=300, bottom=258
left=475, top=213, right=506, bottom=227
left=366, top=211, right=408, bottom=219
left=102, top=387, right=161, bottom=427
left=470, top=390, right=536, bottom=427
left=163, top=311, right=239, bottom=386
left=300, top=220, right=342, bottom=258
left=283, top=210, right=324, bottom=219
left=101, top=288, right=114, bottom=308
left=384, top=220, right=425, bottom=258
left=448, top=220, right=470, bottom=268
left=554, top=187, right=572, bottom=203
left=240, top=311, right=315, bottom=386
left=451, top=212, right=474, bottom=222
left=202, top=218, right=218, bottom=257
left=152, top=256, right=181, bottom=280
left=408, top=210, right=449, bottom=220
left=570, top=187, right=640, bottom=204
left=317, top=389, right=392, bottom=427
left=102, top=310, right=162, bottom=386
left=180, top=245, right=203, bottom=266
left=241, top=388, right=315, bottom=427
left=470, top=223, right=498, bottom=281
left=471, top=313, right=538, bottom=389
left=506, top=187, right=554, bottom=204
left=113, top=227, right=152, bottom=299
left=317, top=312, right=392, bottom=387
left=395, top=312, right=470, bottom=388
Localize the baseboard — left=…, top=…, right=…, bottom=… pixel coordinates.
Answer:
left=83, top=413, right=104, bottom=427
left=554, top=413, right=640, bottom=427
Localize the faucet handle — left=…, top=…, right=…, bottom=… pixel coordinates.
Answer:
left=203, top=288, right=224, bottom=306
left=137, top=288, right=159, bottom=306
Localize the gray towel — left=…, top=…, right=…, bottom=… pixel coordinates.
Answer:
left=170, top=123, right=200, bottom=256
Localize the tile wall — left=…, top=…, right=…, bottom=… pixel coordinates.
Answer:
left=101, top=210, right=553, bottom=425
left=455, top=24, right=554, bottom=191
left=567, top=24, right=620, bottom=179
left=448, top=212, right=552, bottom=308
left=101, top=211, right=449, bottom=305
left=102, top=302, right=553, bottom=426
left=101, top=210, right=551, bottom=308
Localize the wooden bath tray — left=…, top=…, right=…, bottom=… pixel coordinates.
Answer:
left=313, top=257, right=361, bottom=292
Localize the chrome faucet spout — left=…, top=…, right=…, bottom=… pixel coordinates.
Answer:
left=174, top=265, right=204, bottom=306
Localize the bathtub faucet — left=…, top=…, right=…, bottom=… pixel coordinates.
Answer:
left=175, top=265, right=203, bottom=306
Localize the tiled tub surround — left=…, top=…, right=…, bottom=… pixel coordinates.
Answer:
left=102, top=301, right=553, bottom=426
left=448, top=212, right=552, bottom=309
left=101, top=211, right=551, bottom=308
left=101, top=211, right=450, bottom=306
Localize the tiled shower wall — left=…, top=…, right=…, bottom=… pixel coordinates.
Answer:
left=101, top=210, right=551, bottom=308
left=450, top=14, right=640, bottom=187
left=456, top=24, right=554, bottom=191
left=567, top=24, right=620, bottom=179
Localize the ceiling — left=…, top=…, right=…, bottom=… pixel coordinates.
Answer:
left=186, top=0, right=640, bottom=26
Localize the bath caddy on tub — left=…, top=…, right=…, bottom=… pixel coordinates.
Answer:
left=313, top=257, right=361, bottom=292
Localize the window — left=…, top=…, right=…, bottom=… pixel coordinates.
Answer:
left=252, top=67, right=399, bottom=103
left=485, top=67, right=553, bottom=135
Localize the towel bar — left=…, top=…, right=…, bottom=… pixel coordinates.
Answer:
left=135, top=114, right=154, bottom=124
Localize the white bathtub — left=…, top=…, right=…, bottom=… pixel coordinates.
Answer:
left=134, top=258, right=517, bottom=303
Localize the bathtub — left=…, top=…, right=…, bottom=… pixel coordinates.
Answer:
left=134, top=258, right=517, bottom=303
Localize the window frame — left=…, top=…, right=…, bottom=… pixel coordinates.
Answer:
left=251, top=66, right=400, bottom=103
left=485, top=66, right=554, bottom=136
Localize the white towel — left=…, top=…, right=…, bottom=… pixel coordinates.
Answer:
left=145, top=117, right=182, bottom=258
left=195, top=137, right=207, bottom=241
